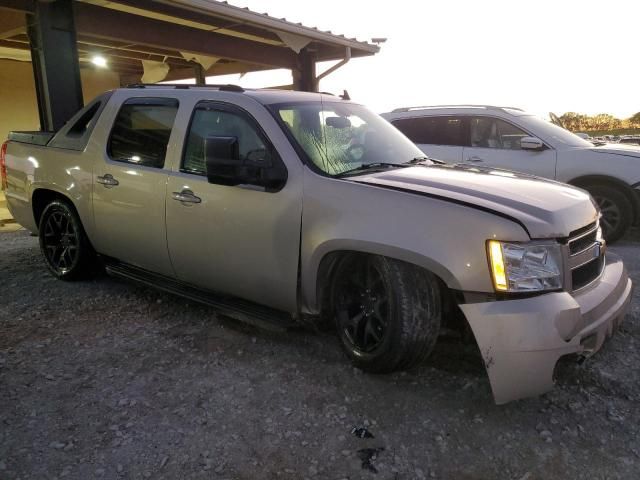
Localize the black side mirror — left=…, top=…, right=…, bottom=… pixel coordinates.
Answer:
left=205, top=136, right=241, bottom=186
left=204, top=135, right=287, bottom=190
left=326, top=116, right=351, bottom=129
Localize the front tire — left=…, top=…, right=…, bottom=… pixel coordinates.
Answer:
left=587, top=184, right=632, bottom=243
left=330, top=255, right=441, bottom=373
left=38, top=200, right=95, bottom=280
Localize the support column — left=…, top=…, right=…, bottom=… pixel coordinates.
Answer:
left=27, top=0, right=83, bottom=132
left=294, top=48, right=317, bottom=92
left=193, top=63, right=206, bottom=85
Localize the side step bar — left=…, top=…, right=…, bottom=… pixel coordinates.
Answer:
left=103, top=259, right=296, bottom=332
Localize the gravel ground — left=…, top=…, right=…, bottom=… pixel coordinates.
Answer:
left=1, top=228, right=639, bottom=480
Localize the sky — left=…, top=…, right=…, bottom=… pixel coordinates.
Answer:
left=210, top=0, right=639, bottom=119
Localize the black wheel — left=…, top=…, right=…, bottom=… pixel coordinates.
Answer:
left=587, top=184, right=632, bottom=243
left=38, top=200, right=95, bottom=280
left=330, top=255, right=441, bottom=373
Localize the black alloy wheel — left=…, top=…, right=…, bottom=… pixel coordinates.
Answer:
left=39, top=200, right=95, bottom=280
left=330, top=255, right=442, bottom=373
left=42, top=209, right=79, bottom=274
left=335, top=257, right=389, bottom=354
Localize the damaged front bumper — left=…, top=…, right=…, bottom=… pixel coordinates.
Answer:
left=460, top=253, right=633, bottom=405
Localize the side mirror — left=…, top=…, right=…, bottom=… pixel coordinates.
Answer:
left=326, top=116, right=351, bottom=129
left=520, top=136, right=545, bottom=151
left=205, top=136, right=241, bottom=185
left=204, top=135, right=287, bottom=190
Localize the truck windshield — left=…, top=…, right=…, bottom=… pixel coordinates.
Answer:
left=271, top=101, right=425, bottom=176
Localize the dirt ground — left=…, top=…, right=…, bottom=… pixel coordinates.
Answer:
left=1, top=228, right=639, bottom=480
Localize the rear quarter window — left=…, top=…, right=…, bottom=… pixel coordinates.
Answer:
left=47, top=91, right=113, bottom=151
left=392, top=116, right=467, bottom=146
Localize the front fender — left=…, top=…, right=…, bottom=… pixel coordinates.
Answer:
left=299, top=172, right=530, bottom=314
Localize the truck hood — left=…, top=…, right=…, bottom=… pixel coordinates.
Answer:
left=349, top=164, right=599, bottom=238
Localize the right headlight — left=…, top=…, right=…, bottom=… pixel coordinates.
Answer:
left=487, top=240, right=563, bottom=293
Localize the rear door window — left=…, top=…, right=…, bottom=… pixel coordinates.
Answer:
left=392, top=116, right=467, bottom=146
left=108, top=98, right=179, bottom=168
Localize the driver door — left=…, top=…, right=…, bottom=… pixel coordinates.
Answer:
left=462, top=116, right=557, bottom=177
left=165, top=101, right=302, bottom=312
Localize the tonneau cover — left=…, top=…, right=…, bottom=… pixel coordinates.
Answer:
left=8, top=131, right=55, bottom=146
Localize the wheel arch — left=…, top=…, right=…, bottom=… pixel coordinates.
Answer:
left=568, top=175, right=639, bottom=223
left=305, top=241, right=461, bottom=315
left=32, top=188, right=79, bottom=231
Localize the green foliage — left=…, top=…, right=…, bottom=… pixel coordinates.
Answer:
left=580, top=127, right=640, bottom=137
left=559, top=112, right=640, bottom=132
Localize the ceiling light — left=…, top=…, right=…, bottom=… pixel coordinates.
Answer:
left=91, top=55, right=107, bottom=68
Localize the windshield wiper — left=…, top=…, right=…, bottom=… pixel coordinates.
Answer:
left=336, top=162, right=408, bottom=177
left=405, top=156, right=445, bottom=165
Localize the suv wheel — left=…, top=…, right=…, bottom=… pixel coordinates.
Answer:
left=330, top=255, right=441, bottom=373
left=39, top=200, right=95, bottom=280
left=587, top=184, right=632, bottom=243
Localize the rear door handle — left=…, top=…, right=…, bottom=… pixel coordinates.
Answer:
left=171, top=189, right=201, bottom=204
left=96, top=174, right=119, bottom=187
left=467, top=156, right=484, bottom=163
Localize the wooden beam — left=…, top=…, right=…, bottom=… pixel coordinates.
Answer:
left=162, top=62, right=274, bottom=82
left=105, top=0, right=284, bottom=46
left=0, top=9, right=24, bottom=40
left=0, top=1, right=32, bottom=13
left=73, top=2, right=297, bottom=69
left=76, top=36, right=187, bottom=60
left=0, top=38, right=27, bottom=50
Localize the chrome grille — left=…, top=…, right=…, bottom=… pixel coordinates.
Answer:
left=572, top=255, right=605, bottom=290
left=567, top=221, right=604, bottom=291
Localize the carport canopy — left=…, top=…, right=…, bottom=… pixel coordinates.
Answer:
left=0, top=0, right=380, bottom=131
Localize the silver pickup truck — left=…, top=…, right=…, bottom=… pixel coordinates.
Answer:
left=1, top=85, right=632, bottom=404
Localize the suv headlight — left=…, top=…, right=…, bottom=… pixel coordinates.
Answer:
left=487, top=240, right=563, bottom=293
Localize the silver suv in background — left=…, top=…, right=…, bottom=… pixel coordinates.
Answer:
left=382, top=106, right=640, bottom=242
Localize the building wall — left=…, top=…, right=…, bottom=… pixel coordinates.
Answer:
left=0, top=59, right=120, bottom=142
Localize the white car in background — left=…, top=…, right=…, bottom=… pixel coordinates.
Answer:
left=382, top=106, right=640, bottom=242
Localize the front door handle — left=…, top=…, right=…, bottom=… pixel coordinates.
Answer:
left=467, top=156, right=484, bottom=163
left=171, top=189, right=201, bottom=204
left=96, top=174, right=119, bottom=187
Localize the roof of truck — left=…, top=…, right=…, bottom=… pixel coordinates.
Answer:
left=120, top=83, right=351, bottom=104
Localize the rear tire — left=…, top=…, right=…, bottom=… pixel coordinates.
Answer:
left=330, top=255, right=441, bottom=373
left=586, top=184, right=632, bottom=243
left=38, top=200, right=95, bottom=281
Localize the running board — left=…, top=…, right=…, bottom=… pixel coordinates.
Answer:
left=103, top=259, right=296, bottom=332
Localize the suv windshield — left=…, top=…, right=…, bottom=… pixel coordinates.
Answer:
left=271, top=101, right=425, bottom=176
left=521, top=115, right=594, bottom=148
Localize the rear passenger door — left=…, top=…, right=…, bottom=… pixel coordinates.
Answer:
left=91, top=97, right=178, bottom=276
left=390, top=116, right=467, bottom=163
left=462, top=116, right=557, bottom=177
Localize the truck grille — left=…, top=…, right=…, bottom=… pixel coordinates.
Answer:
left=567, top=221, right=604, bottom=291
left=572, top=255, right=605, bottom=290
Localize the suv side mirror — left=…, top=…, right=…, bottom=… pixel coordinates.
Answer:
left=204, top=135, right=287, bottom=190
left=521, top=136, right=545, bottom=151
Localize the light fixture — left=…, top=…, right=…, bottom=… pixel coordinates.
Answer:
left=91, top=55, right=107, bottom=68
left=487, top=240, right=563, bottom=293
